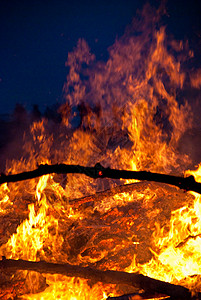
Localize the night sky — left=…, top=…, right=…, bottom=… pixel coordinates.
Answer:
left=0, top=0, right=200, bottom=115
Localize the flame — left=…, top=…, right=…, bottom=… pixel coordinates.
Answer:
left=21, top=277, right=110, bottom=300
left=0, top=183, right=12, bottom=214
left=128, top=166, right=201, bottom=294
left=185, top=164, right=201, bottom=184
left=0, top=3, right=201, bottom=299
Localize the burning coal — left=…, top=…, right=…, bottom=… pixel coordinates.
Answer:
left=0, top=3, right=201, bottom=299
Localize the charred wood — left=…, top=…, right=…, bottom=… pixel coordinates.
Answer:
left=69, top=182, right=143, bottom=207
left=0, top=257, right=200, bottom=299
left=107, top=291, right=170, bottom=299
left=176, top=234, right=201, bottom=248
left=0, top=163, right=200, bottom=194
left=0, top=278, right=26, bottom=299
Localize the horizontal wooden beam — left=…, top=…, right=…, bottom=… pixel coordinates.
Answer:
left=0, top=163, right=200, bottom=194
left=0, top=257, right=199, bottom=299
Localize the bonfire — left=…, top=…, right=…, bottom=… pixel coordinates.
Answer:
left=0, top=4, right=201, bottom=300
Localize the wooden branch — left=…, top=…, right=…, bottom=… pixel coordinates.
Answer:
left=0, top=163, right=200, bottom=194
left=0, top=258, right=199, bottom=299
left=69, top=182, right=143, bottom=207
left=107, top=291, right=170, bottom=299
left=176, top=234, right=201, bottom=248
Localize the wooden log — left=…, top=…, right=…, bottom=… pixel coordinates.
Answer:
left=0, top=163, right=200, bottom=194
left=0, top=279, right=26, bottom=299
left=69, top=182, right=143, bottom=207
left=0, top=257, right=200, bottom=299
left=107, top=291, right=170, bottom=299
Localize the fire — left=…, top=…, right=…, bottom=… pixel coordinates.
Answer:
left=185, top=164, right=201, bottom=184
left=0, top=3, right=201, bottom=299
left=21, top=277, right=110, bottom=300
left=130, top=165, right=201, bottom=293
left=0, top=184, right=11, bottom=215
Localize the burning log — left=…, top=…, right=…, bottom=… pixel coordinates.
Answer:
left=0, top=257, right=200, bottom=299
left=69, top=182, right=145, bottom=208
left=0, top=163, right=201, bottom=194
left=0, top=279, right=26, bottom=299
left=106, top=292, right=170, bottom=300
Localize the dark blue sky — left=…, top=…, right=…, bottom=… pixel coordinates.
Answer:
left=0, top=0, right=200, bottom=114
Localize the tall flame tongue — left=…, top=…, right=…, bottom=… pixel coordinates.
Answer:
left=0, top=4, right=201, bottom=299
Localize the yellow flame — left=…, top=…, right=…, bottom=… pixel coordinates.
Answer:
left=185, top=164, right=201, bottom=183
left=126, top=167, right=201, bottom=292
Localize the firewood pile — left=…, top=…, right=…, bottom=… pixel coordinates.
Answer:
left=0, top=166, right=200, bottom=299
